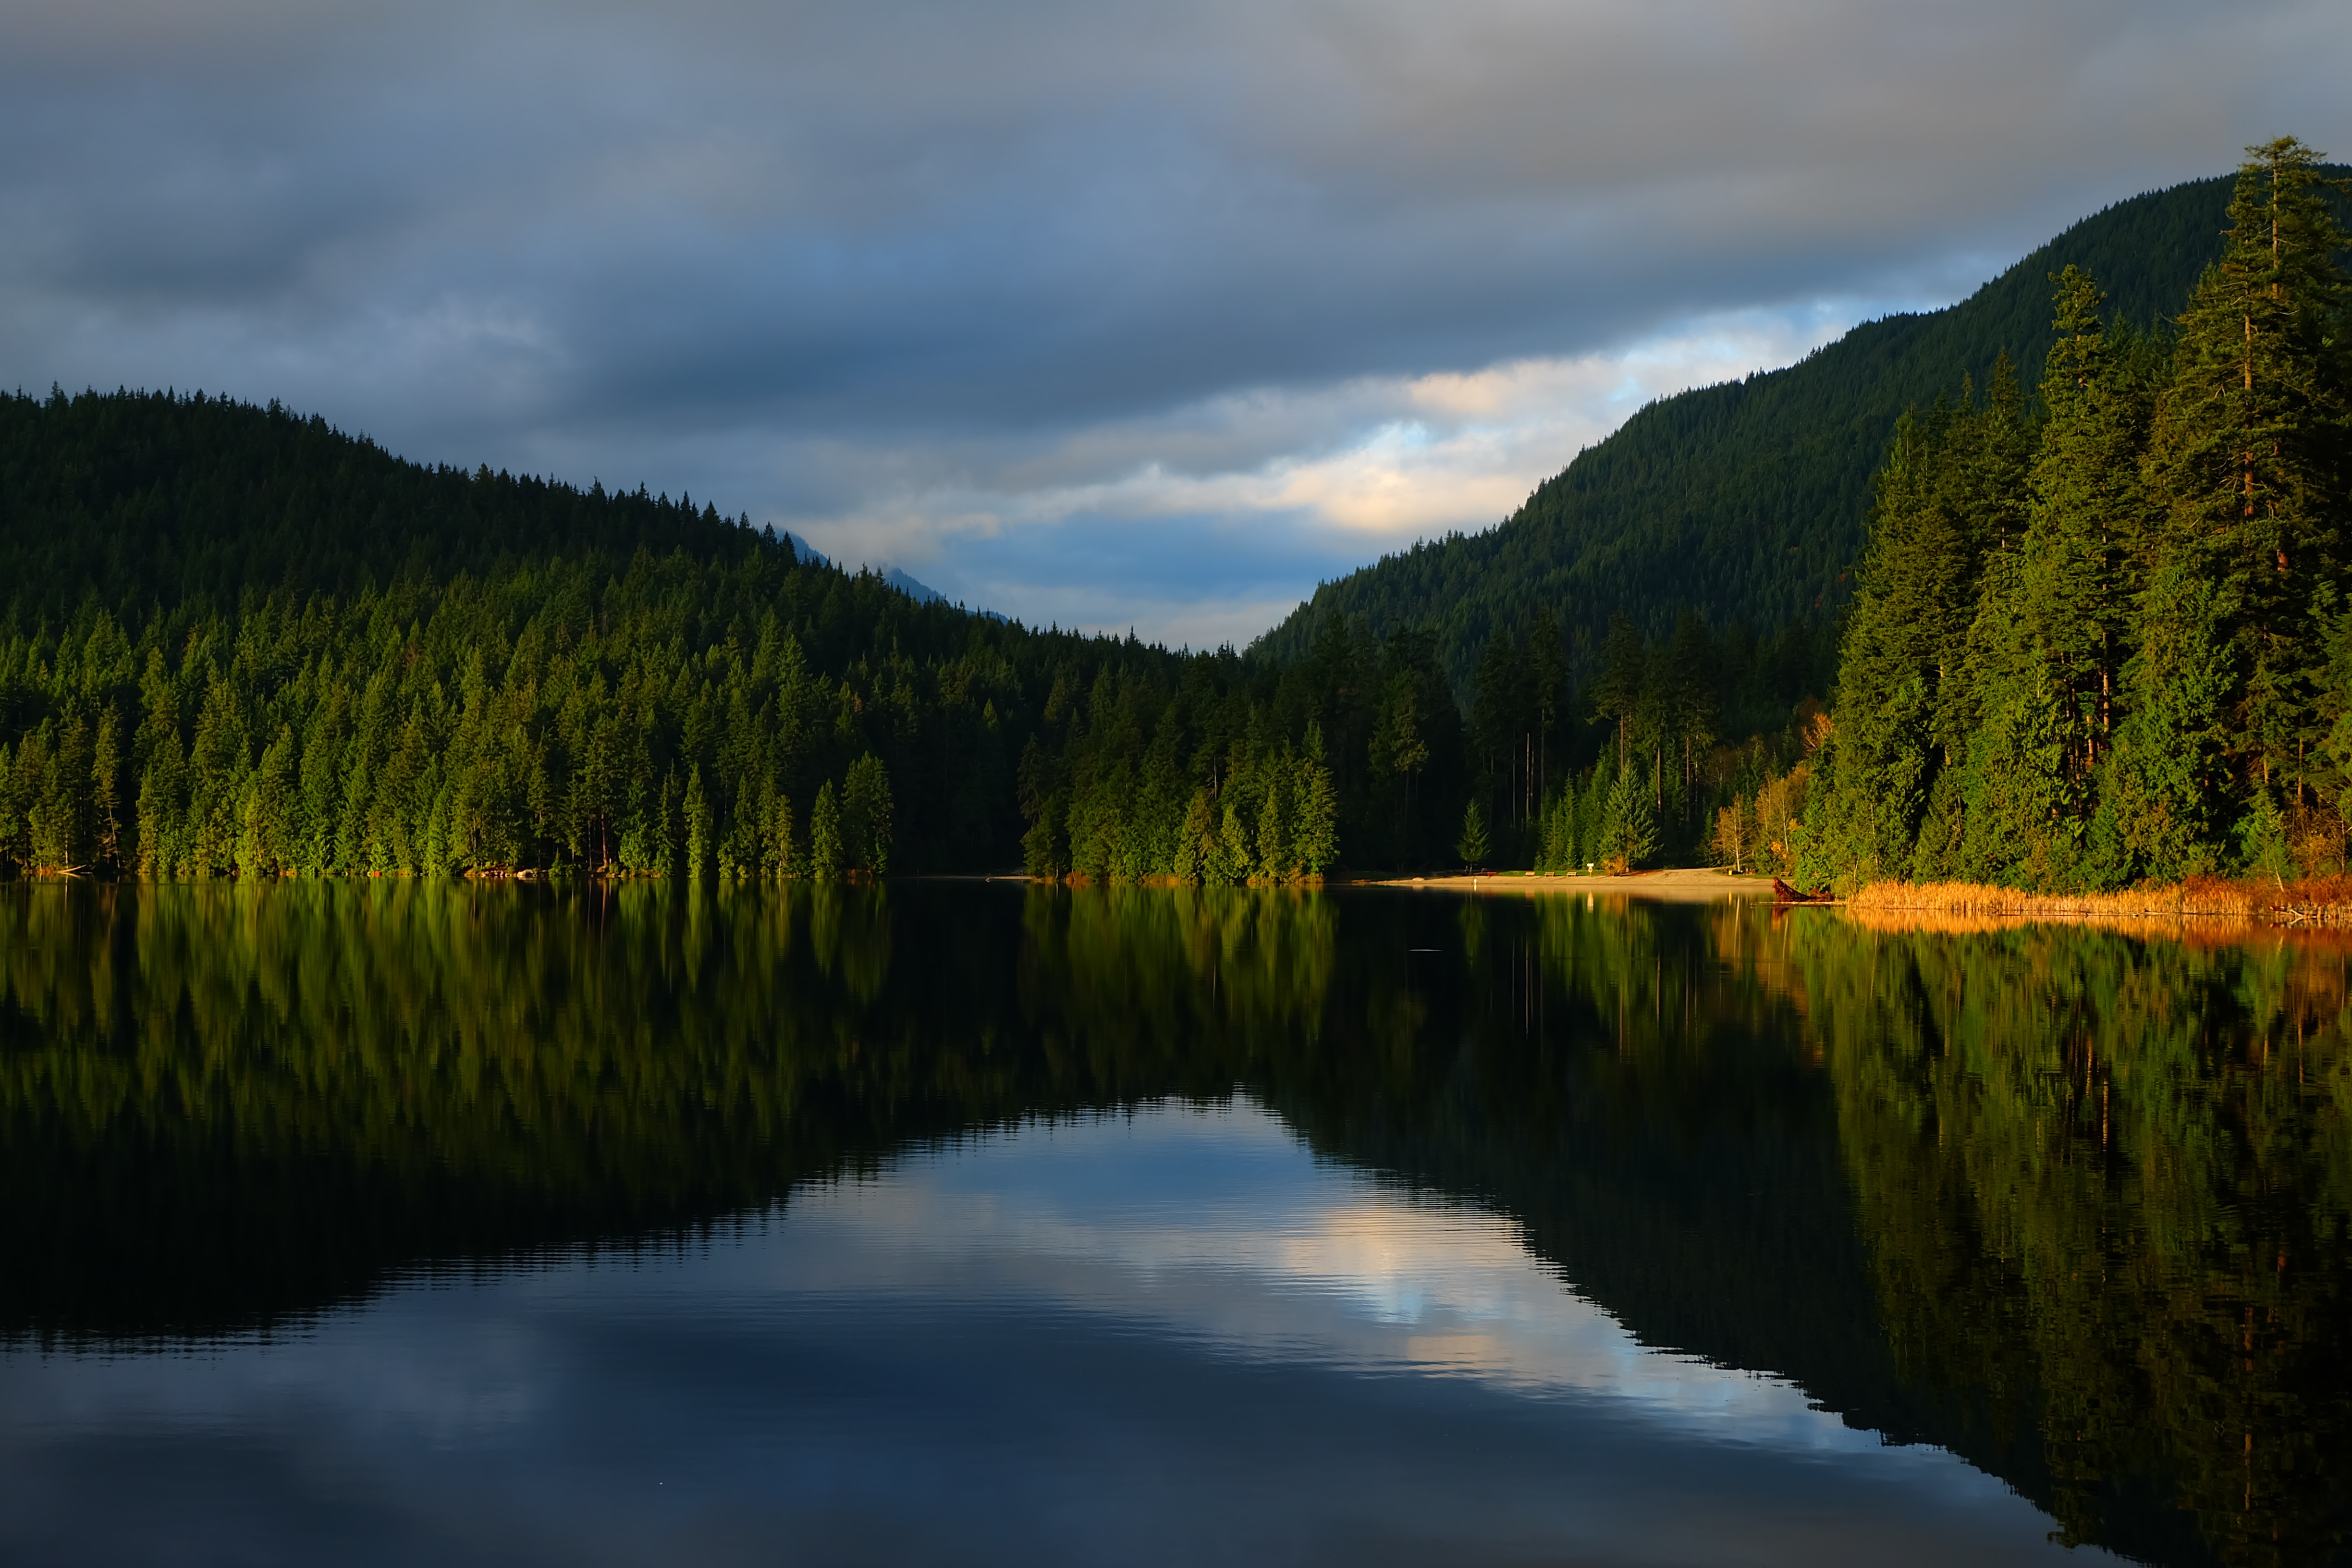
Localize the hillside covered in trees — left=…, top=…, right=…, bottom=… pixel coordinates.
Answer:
left=0, top=372, right=1840, bottom=884
left=1253, top=172, right=2251, bottom=692
left=1798, top=139, right=2352, bottom=891
left=0, top=392, right=1374, bottom=881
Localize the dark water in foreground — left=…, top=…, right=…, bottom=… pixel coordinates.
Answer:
left=1, top=883, right=2346, bottom=1566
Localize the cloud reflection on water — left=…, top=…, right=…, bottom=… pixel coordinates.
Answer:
left=0, top=1097, right=2112, bottom=1566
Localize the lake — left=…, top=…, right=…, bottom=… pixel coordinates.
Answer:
left=1, top=881, right=2344, bottom=1565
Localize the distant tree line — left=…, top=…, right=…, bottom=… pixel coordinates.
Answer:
left=0, top=387, right=1846, bottom=884
left=1801, top=137, right=2352, bottom=890
left=0, top=391, right=1333, bottom=882
left=0, top=553, right=1003, bottom=880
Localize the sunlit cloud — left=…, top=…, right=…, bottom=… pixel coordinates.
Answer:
left=779, top=302, right=1867, bottom=641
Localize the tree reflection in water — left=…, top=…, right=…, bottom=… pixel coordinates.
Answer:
left=0, top=880, right=2343, bottom=1565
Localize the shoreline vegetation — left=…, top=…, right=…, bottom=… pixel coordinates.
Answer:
left=1847, top=875, right=2352, bottom=929
left=1372, top=866, right=2352, bottom=931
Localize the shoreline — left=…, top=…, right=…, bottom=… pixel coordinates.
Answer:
left=1358, top=870, right=2352, bottom=931
left=1364, top=868, right=1778, bottom=901
left=1846, top=877, right=2352, bottom=928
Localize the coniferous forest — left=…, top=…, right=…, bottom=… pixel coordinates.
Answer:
left=0, top=380, right=1828, bottom=883
left=4, top=142, right=2340, bottom=891
left=1802, top=138, right=2352, bottom=892
left=0, top=390, right=1352, bottom=882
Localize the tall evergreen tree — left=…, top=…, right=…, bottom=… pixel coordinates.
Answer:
left=2018, top=267, right=2150, bottom=767
left=1817, top=407, right=1980, bottom=880
left=809, top=782, right=843, bottom=879
left=1455, top=799, right=1489, bottom=869
left=2144, top=137, right=2350, bottom=805
left=1589, top=615, right=1645, bottom=768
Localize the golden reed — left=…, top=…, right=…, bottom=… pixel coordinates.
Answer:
left=1846, top=876, right=2352, bottom=931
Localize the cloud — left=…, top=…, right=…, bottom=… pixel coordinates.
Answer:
left=2, top=0, right=2348, bottom=637
left=646, top=301, right=1861, bottom=643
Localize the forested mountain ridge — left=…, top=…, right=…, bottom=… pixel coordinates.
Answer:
left=0, top=384, right=1822, bottom=885
left=1253, top=172, right=2255, bottom=687
left=0, top=391, right=786, bottom=618
left=0, top=389, right=1371, bottom=880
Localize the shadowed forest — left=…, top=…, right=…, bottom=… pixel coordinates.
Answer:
left=0, top=391, right=1823, bottom=882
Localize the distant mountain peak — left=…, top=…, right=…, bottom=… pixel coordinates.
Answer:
left=881, top=566, right=944, bottom=604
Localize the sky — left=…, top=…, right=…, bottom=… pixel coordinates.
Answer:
left=3, top=0, right=2349, bottom=647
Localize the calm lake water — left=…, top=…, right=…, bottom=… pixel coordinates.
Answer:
left=1, top=881, right=2345, bottom=1566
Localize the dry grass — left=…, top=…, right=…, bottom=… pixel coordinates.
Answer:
left=1847, top=876, right=2352, bottom=930
left=1842, top=904, right=2199, bottom=940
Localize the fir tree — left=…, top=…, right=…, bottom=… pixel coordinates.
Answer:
left=843, top=753, right=894, bottom=875
left=2020, top=267, right=2149, bottom=767
left=809, top=782, right=843, bottom=879
left=1590, top=614, right=1645, bottom=768
left=1539, top=776, right=1577, bottom=873
left=1598, top=770, right=1656, bottom=873
left=1290, top=726, right=1339, bottom=877
left=1456, top=799, right=1489, bottom=869
left=1254, top=762, right=1289, bottom=880
left=684, top=764, right=713, bottom=880
left=2144, top=137, right=2350, bottom=805
left=765, top=792, right=797, bottom=878
left=1212, top=794, right=1251, bottom=885
left=91, top=706, right=123, bottom=871
left=2101, top=560, right=2235, bottom=881
left=1174, top=787, right=1215, bottom=882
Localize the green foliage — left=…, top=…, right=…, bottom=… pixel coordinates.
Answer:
left=0, top=389, right=1508, bottom=882
left=1455, top=799, right=1489, bottom=868
left=684, top=765, right=714, bottom=881
left=841, top=753, right=894, bottom=875
left=0, top=389, right=1242, bottom=879
left=1813, top=140, right=2352, bottom=890
left=2238, top=785, right=2293, bottom=887
left=2098, top=560, right=2234, bottom=882
left=1537, top=775, right=1579, bottom=871
left=1598, top=768, right=1657, bottom=872
left=2146, top=139, right=2351, bottom=791
left=808, top=782, right=843, bottom=878
left=1014, top=619, right=1462, bottom=881
left=1257, top=173, right=2253, bottom=690
left=0, top=383, right=1859, bottom=884
left=1289, top=725, right=1340, bottom=877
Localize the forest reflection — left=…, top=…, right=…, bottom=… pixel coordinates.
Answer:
left=0, top=881, right=2345, bottom=1566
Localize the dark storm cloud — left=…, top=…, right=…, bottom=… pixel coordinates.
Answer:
left=2, top=0, right=2348, bottom=631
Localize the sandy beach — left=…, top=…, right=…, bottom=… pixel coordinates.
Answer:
left=1363, top=867, right=1777, bottom=901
